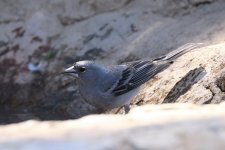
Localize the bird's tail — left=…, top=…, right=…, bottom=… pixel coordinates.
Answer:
left=153, top=43, right=204, bottom=62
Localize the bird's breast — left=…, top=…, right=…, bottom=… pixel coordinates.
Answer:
left=78, top=85, right=107, bottom=107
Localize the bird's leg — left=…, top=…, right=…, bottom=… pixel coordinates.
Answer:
left=124, top=105, right=130, bottom=114
left=115, top=105, right=130, bottom=114
left=115, top=107, right=123, bottom=114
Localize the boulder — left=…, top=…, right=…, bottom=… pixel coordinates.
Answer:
left=1, top=103, right=225, bottom=150
left=132, top=43, right=225, bottom=106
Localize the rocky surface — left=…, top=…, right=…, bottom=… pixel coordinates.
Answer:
left=132, top=43, right=225, bottom=106
left=1, top=103, right=225, bottom=150
left=1, top=0, right=225, bottom=123
left=107, top=43, right=225, bottom=114
left=1, top=0, right=225, bottom=149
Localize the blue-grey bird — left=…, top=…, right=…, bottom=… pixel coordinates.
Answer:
left=63, top=43, right=203, bottom=113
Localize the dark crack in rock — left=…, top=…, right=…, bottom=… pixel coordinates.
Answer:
left=203, top=70, right=225, bottom=104
left=12, top=26, right=25, bottom=38
left=58, top=16, right=86, bottom=26
left=163, top=67, right=207, bottom=103
left=216, top=70, right=225, bottom=92
left=118, top=54, right=140, bottom=64
left=83, top=28, right=113, bottom=45
left=189, top=0, right=215, bottom=7
left=0, top=41, right=9, bottom=56
left=79, top=48, right=106, bottom=60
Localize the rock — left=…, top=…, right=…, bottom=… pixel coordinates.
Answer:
left=1, top=0, right=225, bottom=123
left=0, top=0, right=130, bottom=25
left=25, top=10, right=63, bottom=38
left=54, top=0, right=225, bottom=65
left=1, top=1, right=225, bottom=148
left=130, top=43, right=225, bottom=108
left=1, top=103, right=225, bottom=150
left=189, top=0, right=215, bottom=6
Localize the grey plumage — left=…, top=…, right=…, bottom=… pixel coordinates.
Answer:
left=63, top=43, right=203, bottom=113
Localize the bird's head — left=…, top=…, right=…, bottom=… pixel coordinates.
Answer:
left=62, top=60, right=106, bottom=83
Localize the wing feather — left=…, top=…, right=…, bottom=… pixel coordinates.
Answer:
left=112, top=60, right=170, bottom=96
left=111, top=43, right=202, bottom=96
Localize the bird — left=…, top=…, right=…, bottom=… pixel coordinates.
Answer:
left=63, top=43, right=203, bottom=114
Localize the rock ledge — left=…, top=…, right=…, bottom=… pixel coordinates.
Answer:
left=1, top=103, right=225, bottom=150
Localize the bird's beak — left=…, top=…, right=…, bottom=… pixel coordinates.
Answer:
left=64, top=66, right=76, bottom=73
left=62, top=66, right=78, bottom=77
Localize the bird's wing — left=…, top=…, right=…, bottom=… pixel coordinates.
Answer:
left=109, top=43, right=203, bottom=96
left=111, top=60, right=171, bottom=96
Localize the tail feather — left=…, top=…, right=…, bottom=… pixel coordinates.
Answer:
left=155, top=43, right=204, bottom=61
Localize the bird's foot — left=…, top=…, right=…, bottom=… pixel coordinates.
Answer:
left=124, top=105, right=130, bottom=114
left=115, top=107, right=123, bottom=114
left=115, top=105, right=130, bottom=114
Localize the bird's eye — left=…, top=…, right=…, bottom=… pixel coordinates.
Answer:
left=78, top=67, right=86, bottom=72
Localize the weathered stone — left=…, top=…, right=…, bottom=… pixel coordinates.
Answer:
left=1, top=0, right=225, bottom=123
left=1, top=103, right=225, bottom=150
left=130, top=43, right=225, bottom=107
left=1, top=1, right=225, bottom=149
